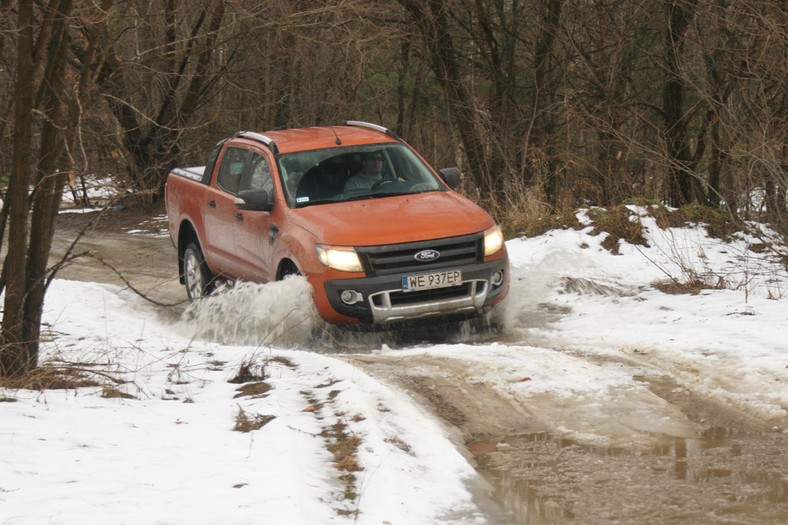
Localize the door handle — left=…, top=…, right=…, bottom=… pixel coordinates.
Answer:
left=207, top=200, right=216, bottom=208
left=235, top=213, right=244, bottom=222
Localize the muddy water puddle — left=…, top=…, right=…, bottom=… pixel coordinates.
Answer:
left=472, top=428, right=787, bottom=524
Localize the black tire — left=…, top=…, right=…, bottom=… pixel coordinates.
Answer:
left=182, top=241, right=214, bottom=300
left=279, top=260, right=301, bottom=279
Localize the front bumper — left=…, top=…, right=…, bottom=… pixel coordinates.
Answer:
left=323, top=258, right=508, bottom=324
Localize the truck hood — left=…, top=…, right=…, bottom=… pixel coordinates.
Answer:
left=290, top=191, right=495, bottom=246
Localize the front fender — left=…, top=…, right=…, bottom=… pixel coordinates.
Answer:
left=271, top=226, right=364, bottom=325
left=272, top=226, right=320, bottom=278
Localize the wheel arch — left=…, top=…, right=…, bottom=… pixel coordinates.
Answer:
left=276, top=258, right=301, bottom=280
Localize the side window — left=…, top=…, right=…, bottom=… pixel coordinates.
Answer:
left=203, top=139, right=227, bottom=184
left=217, top=147, right=249, bottom=194
left=244, top=153, right=274, bottom=195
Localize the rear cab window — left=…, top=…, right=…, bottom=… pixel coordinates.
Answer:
left=216, top=147, right=249, bottom=195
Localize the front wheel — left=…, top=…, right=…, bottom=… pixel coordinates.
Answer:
left=278, top=260, right=302, bottom=279
left=183, top=241, right=214, bottom=300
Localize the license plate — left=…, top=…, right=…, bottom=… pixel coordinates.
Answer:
left=401, top=269, right=462, bottom=292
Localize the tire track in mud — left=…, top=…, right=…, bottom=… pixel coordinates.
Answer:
left=573, top=344, right=787, bottom=432
left=345, top=350, right=788, bottom=525
left=347, top=354, right=539, bottom=440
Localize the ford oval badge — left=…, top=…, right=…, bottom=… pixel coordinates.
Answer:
left=414, top=249, right=440, bottom=262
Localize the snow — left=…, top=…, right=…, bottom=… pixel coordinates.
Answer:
left=2, top=207, right=786, bottom=524
left=60, top=175, right=125, bottom=207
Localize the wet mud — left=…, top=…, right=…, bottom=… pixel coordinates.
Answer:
left=474, top=429, right=786, bottom=524
left=349, top=353, right=786, bottom=525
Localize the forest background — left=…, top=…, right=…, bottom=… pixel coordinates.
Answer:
left=0, top=0, right=785, bottom=377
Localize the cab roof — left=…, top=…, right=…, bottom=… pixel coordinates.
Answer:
left=232, top=122, right=401, bottom=155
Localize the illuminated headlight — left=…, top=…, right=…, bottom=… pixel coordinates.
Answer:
left=316, top=244, right=363, bottom=272
left=483, top=225, right=504, bottom=256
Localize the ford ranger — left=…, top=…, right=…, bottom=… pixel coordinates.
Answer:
left=165, top=121, right=508, bottom=326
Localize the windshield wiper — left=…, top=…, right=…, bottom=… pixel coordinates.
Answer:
left=342, top=191, right=412, bottom=202
left=373, top=190, right=412, bottom=197
left=295, top=197, right=343, bottom=208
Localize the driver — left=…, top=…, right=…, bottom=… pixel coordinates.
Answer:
left=344, top=151, right=385, bottom=191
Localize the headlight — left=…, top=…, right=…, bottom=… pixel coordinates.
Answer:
left=316, top=244, right=363, bottom=272
left=483, top=225, right=504, bottom=257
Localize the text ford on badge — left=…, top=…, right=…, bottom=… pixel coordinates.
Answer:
left=414, top=249, right=440, bottom=262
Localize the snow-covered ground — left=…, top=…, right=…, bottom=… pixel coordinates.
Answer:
left=1, top=207, right=786, bottom=524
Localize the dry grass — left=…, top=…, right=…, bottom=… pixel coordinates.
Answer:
left=495, top=184, right=554, bottom=236
left=458, top=174, right=559, bottom=239
left=649, top=204, right=740, bottom=241
left=323, top=423, right=362, bottom=472
left=653, top=279, right=707, bottom=295
left=385, top=436, right=413, bottom=454
left=510, top=203, right=770, bottom=294
left=228, top=357, right=268, bottom=384
left=269, top=355, right=295, bottom=368
left=504, top=200, right=754, bottom=258
left=653, top=273, right=727, bottom=295
left=0, top=364, right=100, bottom=391
left=101, top=386, right=136, bottom=399
left=233, top=382, right=272, bottom=399
left=586, top=205, right=648, bottom=254
left=511, top=208, right=584, bottom=239
left=233, top=406, right=275, bottom=432
left=321, top=420, right=362, bottom=505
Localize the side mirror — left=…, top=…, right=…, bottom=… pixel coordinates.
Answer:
left=234, top=189, right=273, bottom=212
left=438, top=167, right=462, bottom=189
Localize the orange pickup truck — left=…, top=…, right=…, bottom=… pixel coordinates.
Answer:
left=165, top=121, right=508, bottom=326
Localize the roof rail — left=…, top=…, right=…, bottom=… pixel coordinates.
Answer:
left=344, top=121, right=401, bottom=141
left=234, top=131, right=279, bottom=155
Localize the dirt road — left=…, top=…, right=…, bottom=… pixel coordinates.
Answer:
left=50, top=206, right=787, bottom=524
left=51, top=206, right=184, bottom=310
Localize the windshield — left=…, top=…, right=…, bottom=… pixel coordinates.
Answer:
left=277, top=143, right=445, bottom=208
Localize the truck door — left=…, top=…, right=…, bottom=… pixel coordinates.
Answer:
left=204, top=146, right=250, bottom=277
left=232, top=150, right=275, bottom=281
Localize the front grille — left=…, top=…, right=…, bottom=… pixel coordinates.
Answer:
left=357, top=233, right=482, bottom=276
left=373, top=284, right=471, bottom=307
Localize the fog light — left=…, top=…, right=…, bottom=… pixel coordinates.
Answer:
left=491, top=270, right=504, bottom=287
left=340, top=290, right=363, bottom=305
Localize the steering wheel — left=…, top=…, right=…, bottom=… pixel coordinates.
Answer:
left=371, top=178, right=396, bottom=190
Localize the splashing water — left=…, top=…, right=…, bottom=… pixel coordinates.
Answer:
left=175, top=276, right=508, bottom=351
left=176, top=277, right=318, bottom=347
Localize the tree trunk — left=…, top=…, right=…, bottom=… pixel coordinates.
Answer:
left=663, top=0, right=697, bottom=207
left=533, top=0, right=563, bottom=205
left=1, top=0, right=35, bottom=377
left=396, top=41, right=410, bottom=137
left=1, top=0, right=73, bottom=378
left=22, top=0, right=72, bottom=357
left=398, top=0, right=493, bottom=198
